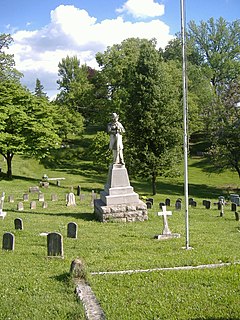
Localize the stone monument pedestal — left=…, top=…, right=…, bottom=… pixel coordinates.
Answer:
left=94, top=164, right=148, bottom=222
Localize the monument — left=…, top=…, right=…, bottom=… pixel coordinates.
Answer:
left=94, top=113, right=148, bottom=222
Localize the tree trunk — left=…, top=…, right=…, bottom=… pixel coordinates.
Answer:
left=6, top=151, right=13, bottom=179
left=152, top=172, right=157, bottom=195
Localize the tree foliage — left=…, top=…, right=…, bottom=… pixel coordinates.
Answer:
left=0, top=80, right=61, bottom=178
left=188, top=18, right=240, bottom=175
left=96, top=38, right=183, bottom=194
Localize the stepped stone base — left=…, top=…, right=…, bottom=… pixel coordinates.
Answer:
left=94, top=199, right=148, bottom=222
left=94, top=164, right=148, bottom=222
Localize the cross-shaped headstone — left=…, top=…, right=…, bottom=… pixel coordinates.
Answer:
left=157, top=205, right=172, bottom=235
left=0, top=192, right=7, bottom=219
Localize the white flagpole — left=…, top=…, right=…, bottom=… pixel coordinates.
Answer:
left=180, top=0, right=190, bottom=249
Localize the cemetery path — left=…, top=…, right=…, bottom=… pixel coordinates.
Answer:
left=90, top=261, right=240, bottom=276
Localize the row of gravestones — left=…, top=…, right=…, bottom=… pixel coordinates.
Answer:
left=145, top=197, right=239, bottom=217
left=2, top=220, right=78, bottom=256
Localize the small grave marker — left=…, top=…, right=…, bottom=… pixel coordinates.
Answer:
left=47, top=232, right=63, bottom=257
left=159, top=202, right=165, bottom=209
left=0, top=192, right=7, bottom=219
left=155, top=206, right=180, bottom=240
left=205, top=200, right=211, bottom=209
left=175, top=201, right=182, bottom=210
left=17, top=202, right=24, bottom=211
left=30, top=201, right=36, bottom=210
left=14, top=218, right=23, bottom=230
left=67, top=222, right=78, bottom=239
left=66, top=192, right=76, bottom=206
left=51, top=194, right=58, bottom=201
left=42, top=202, right=48, bottom=209
left=38, top=193, right=45, bottom=202
left=23, top=193, right=29, bottom=201
left=165, top=198, right=171, bottom=206
left=77, top=185, right=81, bottom=196
left=191, top=200, right=197, bottom=207
left=146, top=198, right=154, bottom=205
left=146, top=201, right=152, bottom=209
left=8, top=195, right=14, bottom=203
left=2, top=232, right=15, bottom=250
left=29, top=186, right=40, bottom=193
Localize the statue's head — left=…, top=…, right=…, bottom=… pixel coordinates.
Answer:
left=112, top=113, right=119, bottom=121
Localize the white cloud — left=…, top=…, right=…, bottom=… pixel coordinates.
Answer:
left=116, top=0, right=164, bottom=18
left=8, top=4, right=173, bottom=98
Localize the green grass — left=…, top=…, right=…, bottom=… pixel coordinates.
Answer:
left=0, top=154, right=239, bottom=319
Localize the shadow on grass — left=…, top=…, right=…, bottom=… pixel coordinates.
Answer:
left=132, top=179, right=225, bottom=199
left=52, top=272, right=70, bottom=284
left=15, top=210, right=96, bottom=222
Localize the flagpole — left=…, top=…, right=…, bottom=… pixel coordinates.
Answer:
left=180, top=0, right=190, bottom=249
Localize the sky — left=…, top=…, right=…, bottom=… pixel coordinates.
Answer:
left=1, top=0, right=239, bottom=99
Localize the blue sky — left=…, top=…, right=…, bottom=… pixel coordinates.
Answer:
left=1, top=0, right=239, bottom=98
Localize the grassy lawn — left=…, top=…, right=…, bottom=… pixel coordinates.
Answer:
left=0, top=154, right=239, bottom=319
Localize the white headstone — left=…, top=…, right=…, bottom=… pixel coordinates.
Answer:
left=0, top=192, right=7, bottom=219
left=157, top=205, right=172, bottom=235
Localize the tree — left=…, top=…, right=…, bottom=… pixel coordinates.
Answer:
left=34, top=78, right=48, bottom=99
left=0, top=33, right=22, bottom=81
left=56, top=56, right=95, bottom=122
left=96, top=38, right=183, bottom=194
left=0, top=80, right=62, bottom=178
left=188, top=17, right=240, bottom=175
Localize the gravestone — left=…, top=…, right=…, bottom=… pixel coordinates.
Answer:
left=67, top=222, right=78, bottom=239
left=0, top=192, right=7, bottom=219
left=231, top=203, right=237, bottom=212
left=146, top=198, right=154, bottom=205
left=51, top=194, right=58, bottom=201
left=202, top=200, right=207, bottom=206
left=205, top=200, right=211, bottom=209
left=29, top=186, right=40, bottom=193
left=23, top=193, right=29, bottom=201
left=66, top=192, right=76, bottom=206
left=79, top=194, right=85, bottom=201
left=8, top=195, right=14, bottom=203
left=42, top=202, right=48, bottom=209
left=165, top=198, right=171, bottom=206
left=154, top=206, right=180, bottom=240
left=230, top=194, right=240, bottom=206
left=191, top=200, right=197, bottom=207
left=218, top=197, right=225, bottom=217
left=159, top=202, right=165, bottom=209
left=175, top=201, right=182, bottom=210
left=38, top=193, right=45, bottom=202
left=47, top=232, right=63, bottom=257
left=17, top=202, right=24, bottom=211
left=30, top=201, right=36, bottom=210
left=189, top=198, right=194, bottom=205
left=146, top=201, right=152, bottom=209
left=2, top=232, right=15, bottom=250
left=14, top=218, right=23, bottom=230
left=77, top=185, right=81, bottom=196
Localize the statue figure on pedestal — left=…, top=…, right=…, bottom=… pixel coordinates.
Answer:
left=107, top=113, right=125, bottom=165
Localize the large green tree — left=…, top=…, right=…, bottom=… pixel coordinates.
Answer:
left=188, top=17, right=240, bottom=175
left=96, top=38, right=183, bottom=194
left=0, top=80, right=61, bottom=178
left=56, top=55, right=95, bottom=122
